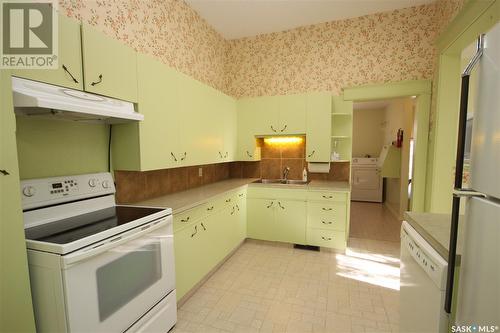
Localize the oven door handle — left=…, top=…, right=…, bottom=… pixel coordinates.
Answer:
left=63, top=217, right=171, bottom=266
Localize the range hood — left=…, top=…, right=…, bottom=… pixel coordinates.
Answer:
left=12, top=77, right=143, bottom=123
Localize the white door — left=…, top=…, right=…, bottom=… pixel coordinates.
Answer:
left=470, top=22, right=500, bottom=199
left=62, top=218, right=175, bottom=332
left=456, top=197, right=500, bottom=326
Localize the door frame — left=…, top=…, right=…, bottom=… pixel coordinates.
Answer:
left=425, top=0, right=498, bottom=213
left=342, top=79, right=432, bottom=212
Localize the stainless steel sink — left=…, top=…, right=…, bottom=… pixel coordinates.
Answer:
left=253, top=179, right=310, bottom=185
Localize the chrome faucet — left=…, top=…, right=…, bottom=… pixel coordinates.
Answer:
left=283, top=166, right=291, bottom=181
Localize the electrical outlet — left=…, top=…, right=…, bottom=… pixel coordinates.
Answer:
left=198, top=167, right=202, bottom=177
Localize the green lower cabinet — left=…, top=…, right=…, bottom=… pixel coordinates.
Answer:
left=247, top=198, right=306, bottom=244
left=236, top=199, right=247, bottom=243
left=247, top=198, right=276, bottom=241
left=306, top=228, right=346, bottom=250
left=173, top=222, right=205, bottom=300
left=275, top=200, right=306, bottom=244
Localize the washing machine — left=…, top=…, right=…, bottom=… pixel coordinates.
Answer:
left=351, top=157, right=383, bottom=202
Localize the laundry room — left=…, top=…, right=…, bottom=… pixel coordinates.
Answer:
left=349, top=98, right=416, bottom=242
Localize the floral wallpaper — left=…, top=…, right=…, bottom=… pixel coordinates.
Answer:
left=58, top=0, right=229, bottom=94
left=225, top=1, right=465, bottom=98
left=58, top=0, right=464, bottom=99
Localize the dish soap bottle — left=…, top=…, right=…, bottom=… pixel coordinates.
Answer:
left=302, top=167, right=308, bottom=182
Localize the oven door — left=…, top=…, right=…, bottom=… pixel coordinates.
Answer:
left=61, top=215, right=175, bottom=333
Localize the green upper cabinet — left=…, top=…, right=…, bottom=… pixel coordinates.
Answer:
left=236, top=98, right=261, bottom=161
left=81, top=24, right=138, bottom=102
left=112, top=53, right=179, bottom=171
left=277, top=94, right=307, bottom=135
left=215, top=92, right=237, bottom=163
left=12, top=14, right=83, bottom=90
left=306, top=93, right=332, bottom=162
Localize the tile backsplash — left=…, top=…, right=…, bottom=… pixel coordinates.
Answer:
left=115, top=163, right=230, bottom=203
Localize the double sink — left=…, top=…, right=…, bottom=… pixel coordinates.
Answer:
left=253, top=179, right=310, bottom=185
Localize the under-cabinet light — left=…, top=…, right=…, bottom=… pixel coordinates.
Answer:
left=263, top=137, right=303, bottom=144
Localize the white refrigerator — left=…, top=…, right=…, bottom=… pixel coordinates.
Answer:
left=445, top=22, right=500, bottom=327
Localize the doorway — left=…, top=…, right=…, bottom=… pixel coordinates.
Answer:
left=349, top=97, right=416, bottom=242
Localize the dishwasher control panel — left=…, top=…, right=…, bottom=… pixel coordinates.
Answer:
left=401, top=221, right=448, bottom=290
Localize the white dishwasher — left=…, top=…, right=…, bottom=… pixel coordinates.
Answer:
left=400, top=221, right=449, bottom=333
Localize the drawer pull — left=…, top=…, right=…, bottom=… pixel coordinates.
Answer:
left=238, top=193, right=244, bottom=197
left=322, top=195, right=333, bottom=199
left=181, top=216, right=190, bottom=223
left=267, top=201, right=274, bottom=208
left=236, top=204, right=240, bottom=211
left=191, top=225, right=198, bottom=238
left=226, top=198, right=232, bottom=203
left=207, top=206, right=214, bottom=211
left=322, top=208, right=333, bottom=211
left=201, top=223, right=207, bottom=231
left=321, top=236, right=332, bottom=241
left=231, top=206, right=235, bottom=215
left=322, top=220, right=333, bottom=225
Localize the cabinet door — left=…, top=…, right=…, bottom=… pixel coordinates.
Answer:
left=275, top=200, right=307, bottom=244
left=136, top=53, right=180, bottom=170
left=81, top=24, right=138, bottom=102
left=174, top=224, right=204, bottom=300
left=278, top=94, right=306, bottom=134
left=306, top=93, right=332, bottom=162
left=0, top=71, right=37, bottom=332
left=236, top=99, right=261, bottom=161
left=236, top=199, right=247, bottom=243
left=12, top=14, right=83, bottom=90
left=247, top=198, right=276, bottom=241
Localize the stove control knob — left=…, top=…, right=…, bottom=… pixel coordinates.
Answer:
left=23, top=186, right=36, bottom=197
left=88, top=179, right=98, bottom=187
left=102, top=180, right=110, bottom=189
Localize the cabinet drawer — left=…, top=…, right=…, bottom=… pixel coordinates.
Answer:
left=307, top=191, right=347, bottom=203
left=307, top=213, right=346, bottom=231
left=307, top=228, right=346, bottom=250
left=307, top=201, right=346, bottom=221
left=247, top=187, right=307, bottom=200
left=174, top=205, right=206, bottom=230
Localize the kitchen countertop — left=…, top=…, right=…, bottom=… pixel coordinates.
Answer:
left=404, top=211, right=465, bottom=261
left=133, top=179, right=351, bottom=214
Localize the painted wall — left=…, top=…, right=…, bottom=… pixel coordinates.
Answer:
left=382, top=98, right=415, bottom=219
left=352, top=109, right=385, bottom=158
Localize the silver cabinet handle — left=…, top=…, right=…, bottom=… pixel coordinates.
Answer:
left=238, top=193, right=244, bottom=198
left=246, top=151, right=253, bottom=158
left=207, top=206, right=214, bottom=211
left=180, top=152, right=187, bottom=161
left=322, top=195, right=333, bottom=199
left=171, top=152, right=178, bottom=162
left=308, top=150, right=316, bottom=158
left=322, top=207, right=333, bottom=211
left=225, top=198, right=232, bottom=203
left=278, top=201, right=285, bottom=209
left=180, top=216, right=190, bottom=223
left=271, top=125, right=277, bottom=133
left=191, top=225, right=198, bottom=238
left=201, top=223, right=206, bottom=231
left=0, top=170, right=9, bottom=176
left=322, top=220, right=333, bottom=225
left=219, top=151, right=223, bottom=158
left=266, top=201, right=274, bottom=208
left=280, top=125, right=287, bottom=132
left=236, top=204, right=240, bottom=211
left=321, top=236, right=332, bottom=241
left=224, top=152, right=228, bottom=158
left=231, top=206, right=235, bottom=215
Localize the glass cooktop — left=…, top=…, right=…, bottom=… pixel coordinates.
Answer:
left=25, top=206, right=164, bottom=245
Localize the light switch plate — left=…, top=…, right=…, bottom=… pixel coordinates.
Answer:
left=198, top=167, right=202, bottom=177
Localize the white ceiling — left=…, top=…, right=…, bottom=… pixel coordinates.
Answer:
left=186, top=0, right=436, bottom=40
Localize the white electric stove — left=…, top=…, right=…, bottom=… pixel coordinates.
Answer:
left=21, top=172, right=177, bottom=333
